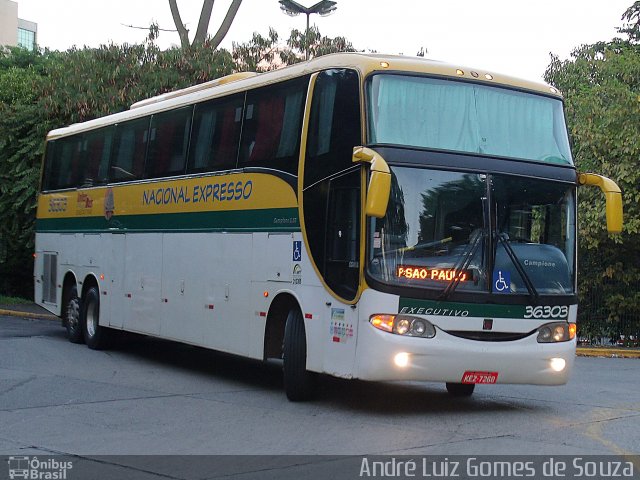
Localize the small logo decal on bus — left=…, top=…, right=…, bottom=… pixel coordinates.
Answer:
left=493, top=269, right=511, bottom=293
left=330, top=308, right=353, bottom=343
left=292, top=264, right=302, bottom=285
left=292, top=241, right=302, bottom=261
left=48, top=196, right=68, bottom=213
left=104, top=188, right=115, bottom=220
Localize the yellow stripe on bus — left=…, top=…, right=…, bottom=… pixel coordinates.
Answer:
left=37, top=172, right=297, bottom=220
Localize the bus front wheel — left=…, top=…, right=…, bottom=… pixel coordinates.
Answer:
left=283, top=308, right=316, bottom=401
left=64, top=285, right=83, bottom=344
left=446, top=382, right=475, bottom=397
left=81, top=286, right=111, bottom=350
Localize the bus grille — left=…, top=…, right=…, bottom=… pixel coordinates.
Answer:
left=444, top=330, right=532, bottom=342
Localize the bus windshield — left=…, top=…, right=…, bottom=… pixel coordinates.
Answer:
left=368, top=167, right=576, bottom=296
left=367, top=74, right=573, bottom=165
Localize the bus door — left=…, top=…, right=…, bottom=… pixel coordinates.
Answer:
left=301, top=68, right=362, bottom=376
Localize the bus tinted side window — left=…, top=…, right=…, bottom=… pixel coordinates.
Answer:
left=238, top=76, right=308, bottom=174
left=110, top=117, right=150, bottom=182
left=79, top=127, right=113, bottom=187
left=188, top=94, right=244, bottom=173
left=146, top=106, right=193, bottom=179
left=44, top=135, right=83, bottom=190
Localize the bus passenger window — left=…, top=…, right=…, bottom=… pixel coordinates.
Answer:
left=146, top=106, right=193, bottom=179
left=110, top=117, right=150, bottom=182
left=238, top=77, right=308, bottom=174
left=79, top=127, right=113, bottom=187
left=44, top=135, right=84, bottom=190
left=188, top=95, right=244, bottom=173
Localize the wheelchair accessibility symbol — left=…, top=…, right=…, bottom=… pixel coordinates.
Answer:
left=293, top=241, right=302, bottom=261
left=493, top=269, right=511, bottom=293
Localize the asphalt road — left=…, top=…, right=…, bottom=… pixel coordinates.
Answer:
left=1, top=314, right=639, bottom=477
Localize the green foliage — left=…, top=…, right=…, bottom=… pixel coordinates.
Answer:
left=281, top=26, right=355, bottom=65
left=619, top=1, right=640, bottom=42
left=544, top=9, right=640, bottom=339
left=0, top=42, right=234, bottom=297
left=232, top=26, right=356, bottom=71
left=0, top=295, right=31, bottom=305
left=232, top=28, right=281, bottom=72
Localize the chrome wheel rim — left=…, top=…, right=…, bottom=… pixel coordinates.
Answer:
left=86, top=300, right=98, bottom=338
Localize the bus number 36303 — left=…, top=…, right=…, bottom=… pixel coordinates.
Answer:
left=524, top=305, right=569, bottom=319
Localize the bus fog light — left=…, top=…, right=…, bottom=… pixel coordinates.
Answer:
left=550, top=358, right=566, bottom=372
left=394, top=352, right=410, bottom=368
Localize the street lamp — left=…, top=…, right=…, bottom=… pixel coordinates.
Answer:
left=279, top=0, right=337, bottom=60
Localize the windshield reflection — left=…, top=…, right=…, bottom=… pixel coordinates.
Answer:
left=368, top=167, right=576, bottom=296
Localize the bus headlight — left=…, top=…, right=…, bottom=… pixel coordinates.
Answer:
left=537, top=322, right=576, bottom=343
left=370, top=314, right=436, bottom=338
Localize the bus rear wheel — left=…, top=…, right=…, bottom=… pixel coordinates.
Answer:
left=283, top=308, right=316, bottom=401
left=81, top=286, right=111, bottom=350
left=446, top=382, right=475, bottom=397
left=64, top=285, right=83, bottom=344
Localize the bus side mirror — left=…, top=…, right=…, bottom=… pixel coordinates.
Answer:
left=578, top=173, right=623, bottom=234
left=353, top=147, right=391, bottom=218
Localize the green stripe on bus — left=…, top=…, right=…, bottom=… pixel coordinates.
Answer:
left=399, top=298, right=530, bottom=319
left=35, top=208, right=300, bottom=233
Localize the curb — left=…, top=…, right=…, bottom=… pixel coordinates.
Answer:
left=576, top=347, right=640, bottom=359
left=0, top=308, right=58, bottom=321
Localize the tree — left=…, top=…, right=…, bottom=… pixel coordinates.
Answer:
left=0, top=42, right=235, bottom=297
left=169, top=0, right=243, bottom=49
left=232, top=26, right=355, bottom=71
left=232, top=28, right=281, bottom=72
left=619, top=1, right=640, bottom=42
left=544, top=3, right=640, bottom=341
left=280, top=26, right=355, bottom=65
left=0, top=48, right=49, bottom=297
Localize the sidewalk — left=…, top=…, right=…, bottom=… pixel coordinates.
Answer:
left=1, top=303, right=639, bottom=358
left=0, top=302, right=58, bottom=320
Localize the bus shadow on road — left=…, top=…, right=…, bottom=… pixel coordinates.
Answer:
left=107, top=332, right=538, bottom=414
left=316, top=376, right=540, bottom=415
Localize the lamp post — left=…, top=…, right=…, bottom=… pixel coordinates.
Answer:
left=279, top=0, right=337, bottom=60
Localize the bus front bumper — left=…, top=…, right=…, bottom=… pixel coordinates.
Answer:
left=354, top=325, right=576, bottom=386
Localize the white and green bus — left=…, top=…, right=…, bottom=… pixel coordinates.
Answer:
left=35, top=53, right=623, bottom=400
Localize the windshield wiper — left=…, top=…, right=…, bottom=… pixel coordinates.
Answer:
left=439, top=229, right=484, bottom=300
left=379, top=236, right=453, bottom=257
left=496, top=233, right=539, bottom=300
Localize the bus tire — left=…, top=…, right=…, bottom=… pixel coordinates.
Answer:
left=81, top=286, right=111, bottom=350
left=63, top=285, right=83, bottom=344
left=446, top=382, right=475, bottom=397
left=283, top=308, right=316, bottom=401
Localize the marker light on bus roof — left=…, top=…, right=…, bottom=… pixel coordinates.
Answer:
left=484, top=73, right=494, bottom=80
left=550, top=87, right=559, bottom=94
left=456, top=69, right=464, bottom=76
left=380, top=61, right=390, bottom=68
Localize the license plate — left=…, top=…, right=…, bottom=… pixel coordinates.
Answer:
left=461, top=371, right=499, bottom=384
